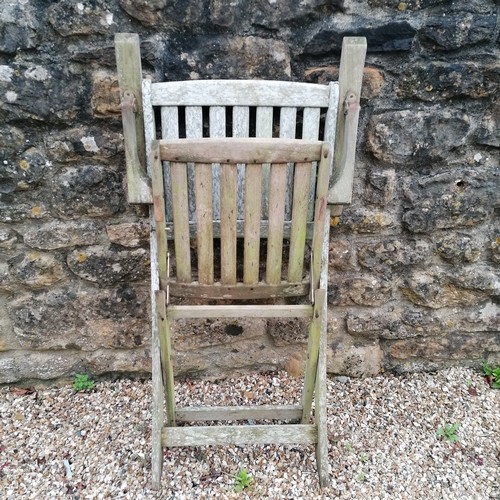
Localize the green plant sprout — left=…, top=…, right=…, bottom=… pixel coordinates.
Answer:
left=73, top=374, right=95, bottom=392
left=482, top=361, right=500, bottom=389
left=437, top=423, right=460, bottom=444
left=234, top=468, right=252, bottom=492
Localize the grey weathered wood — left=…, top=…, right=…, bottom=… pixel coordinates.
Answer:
left=176, top=404, right=303, bottom=422
left=279, top=107, right=297, bottom=220
left=329, top=37, right=367, bottom=205
left=170, top=162, right=191, bottom=282
left=195, top=163, right=214, bottom=285
left=159, top=138, right=322, bottom=164
left=301, top=288, right=326, bottom=423
left=256, top=106, right=273, bottom=217
left=165, top=220, right=315, bottom=240
left=155, top=291, right=175, bottom=427
left=167, top=304, right=314, bottom=319
left=233, top=106, right=249, bottom=219
left=243, top=163, right=263, bottom=284
left=220, top=162, right=237, bottom=285
left=316, top=206, right=331, bottom=488
left=210, top=106, right=225, bottom=220
left=185, top=106, right=203, bottom=218
left=151, top=141, right=168, bottom=285
left=115, top=33, right=152, bottom=204
left=288, top=162, right=312, bottom=282
left=302, top=107, right=321, bottom=221
left=266, top=163, right=287, bottom=284
left=151, top=80, right=330, bottom=107
left=142, top=78, right=155, bottom=176
left=162, top=424, right=317, bottom=447
left=160, top=106, right=179, bottom=222
left=163, top=280, right=310, bottom=300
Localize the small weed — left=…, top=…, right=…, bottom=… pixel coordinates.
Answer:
left=356, top=471, right=366, bottom=482
left=466, top=379, right=473, bottom=387
left=234, top=468, right=252, bottom=492
left=359, top=452, right=369, bottom=463
left=73, top=374, right=95, bottom=392
left=345, top=442, right=354, bottom=453
left=481, top=361, right=500, bottom=389
left=437, top=422, right=460, bottom=444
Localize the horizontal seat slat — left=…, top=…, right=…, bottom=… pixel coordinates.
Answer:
left=151, top=80, right=331, bottom=107
left=166, top=304, right=313, bottom=319
left=176, top=404, right=303, bottom=422
left=161, top=280, right=310, bottom=300
left=159, top=138, right=323, bottom=164
left=162, top=423, right=317, bottom=447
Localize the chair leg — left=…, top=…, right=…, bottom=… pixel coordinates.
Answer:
left=301, top=289, right=325, bottom=423
left=156, top=291, right=176, bottom=426
left=314, top=289, right=329, bottom=487
left=151, top=292, right=164, bottom=489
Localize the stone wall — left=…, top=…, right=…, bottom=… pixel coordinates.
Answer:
left=0, top=0, right=498, bottom=384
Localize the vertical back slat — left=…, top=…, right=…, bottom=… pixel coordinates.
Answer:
left=209, top=106, right=226, bottom=220
left=288, top=162, right=312, bottom=283
left=302, top=107, right=321, bottom=221
left=220, top=163, right=237, bottom=285
left=185, top=107, right=203, bottom=221
left=150, top=141, right=168, bottom=285
left=195, top=163, right=214, bottom=285
left=233, top=106, right=250, bottom=219
left=161, top=106, right=179, bottom=222
left=243, top=163, right=263, bottom=284
left=170, top=161, right=191, bottom=283
left=266, top=163, right=287, bottom=285
left=311, top=144, right=331, bottom=290
left=256, top=106, right=273, bottom=218
left=279, top=107, right=297, bottom=220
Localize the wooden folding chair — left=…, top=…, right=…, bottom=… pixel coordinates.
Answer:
left=114, top=33, right=367, bottom=490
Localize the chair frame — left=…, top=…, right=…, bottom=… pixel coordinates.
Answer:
left=114, top=33, right=366, bottom=490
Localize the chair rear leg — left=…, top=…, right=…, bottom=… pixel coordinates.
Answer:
left=314, top=289, right=329, bottom=487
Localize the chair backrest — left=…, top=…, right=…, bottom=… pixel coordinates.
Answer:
left=142, top=79, right=339, bottom=226
left=151, top=138, right=331, bottom=301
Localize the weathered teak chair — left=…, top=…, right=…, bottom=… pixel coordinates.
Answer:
left=114, top=34, right=366, bottom=489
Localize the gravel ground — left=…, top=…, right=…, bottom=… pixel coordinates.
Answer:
left=0, top=367, right=499, bottom=499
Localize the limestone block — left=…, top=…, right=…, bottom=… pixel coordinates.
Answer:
left=386, top=332, right=500, bottom=363
left=0, top=1, right=39, bottom=53
left=44, top=127, right=124, bottom=162
left=52, top=165, right=123, bottom=218
left=24, top=220, right=106, bottom=250
left=304, top=66, right=385, bottom=99
left=328, top=336, right=383, bottom=377
left=365, top=169, right=396, bottom=206
left=106, top=221, right=149, bottom=248
left=403, top=166, right=499, bottom=233
left=119, top=0, right=167, bottom=26
left=91, top=71, right=121, bottom=117
left=397, top=62, right=499, bottom=101
left=333, top=207, right=398, bottom=233
left=0, top=348, right=151, bottom=384
left=329, top=238, right=356, bottom=271
left=47, top=0, right=115, bottom=37
left=0, top=229, right=18, bottom=250
left=0, top=148, right=46, bottom=194
left=304, top=20, right=415, bottom=55
left=9, top=251, right=67, bottom=290
left=491, top=232, right=500, bottom=264
left=400, top=272, right=490, bottom=309
left=67, top=246, right=149, bottom=284
left=0, top=125, right=26, bottom=157
left=0, top=201, right=48, bottom=223
left=475, top=103, right=500, bottom=147
left=328, top=275, right=393, bottom=306
left=436, top=232, right=483, bottom=263
left=9, top=285, right=149, bottom=351
left=367, top=108, right=470, bottom=165
left=419, top=13, right=497, bottom=50
left=164, top=36, right=291, bottom=80
left=357, top=239, right=430, bottom=275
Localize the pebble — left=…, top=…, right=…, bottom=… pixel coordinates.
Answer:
left=0, top=368, right=499, bottom=498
